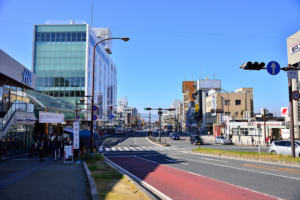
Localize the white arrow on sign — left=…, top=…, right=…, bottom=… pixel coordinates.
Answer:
left=271, top=62, right=277, bottom=75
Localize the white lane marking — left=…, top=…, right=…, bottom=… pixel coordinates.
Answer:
left=133, top=156, right=282, bottom=200
left=169, top=155, right=300, bottom=181
left=190, top=152, right=300, bottom=168
left=123, top=147, right=130, bottom=151
left=147, top=147, right=156, bottom=150
left=103, top=154, right=172, bottom=200
left=111, top=148, right=117, bottom=151
left=130, top=147, right=137, bottom=151
left=99, top=147, right=103, bottom=152
left=136, top=147, right=143, bottom=150
left=142, top=147, right=150, bottom=150
left=181, top=163, right=189, bottom=165
left=117, top=148, right=123, bottom=151
left=152, top=147, right=164, bottom=150
left=105, top=148, right=110, bottom=151
left=200, top=157, right=228, bottom=163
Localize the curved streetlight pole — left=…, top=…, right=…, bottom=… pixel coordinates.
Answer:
left=90, top=37, right=129, bottom=152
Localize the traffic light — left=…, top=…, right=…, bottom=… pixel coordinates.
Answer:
left=144, top=108, right=151, bottom=110
left=211, top=109, right=215, bottom=113
left=168, top=108, right=176, bottom=111
left=240, top=62, right=265, bottom=70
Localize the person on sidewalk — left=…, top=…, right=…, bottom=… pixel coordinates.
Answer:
left=251, top=137, right=254, bottom=146
left=39, top=140, right=45, bottom=161
left=266, top=136, right=270, bottom=147
left=32, top=141, right=39, bottom=158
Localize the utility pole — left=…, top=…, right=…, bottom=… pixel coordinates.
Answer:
left=263, top=108, right=266, bottom=145
left=149, top=111, right=151, bottom=132
left=288, top=64, right=295, bottom=158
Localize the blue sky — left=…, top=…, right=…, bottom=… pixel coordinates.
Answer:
left=1, top=0, right=300, bottom=118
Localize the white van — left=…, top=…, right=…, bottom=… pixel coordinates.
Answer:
left=115, top=126, right=124, bottom=134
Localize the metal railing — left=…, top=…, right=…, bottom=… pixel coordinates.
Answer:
left=0, top=100, right=34, bottom=130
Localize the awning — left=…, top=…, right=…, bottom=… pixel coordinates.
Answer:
left=70, top=129, right=97, bottom=138
left=64, top=127, right=73, bottom=133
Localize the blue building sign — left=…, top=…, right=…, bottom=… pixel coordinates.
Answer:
left=22, top=69, right=33, bottom=86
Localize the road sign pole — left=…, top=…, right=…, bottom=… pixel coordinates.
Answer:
left=288, top=64, right=296, bottom=158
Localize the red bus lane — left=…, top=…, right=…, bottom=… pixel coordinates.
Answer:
left=107, top=156, right=279, bottom=200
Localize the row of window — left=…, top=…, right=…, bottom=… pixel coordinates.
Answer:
left=36, top=77, right=85, bottom=87
left=37, top=90, right=85, bottom=97
left=89, top=35, right=110, bottom=67
left=35, top=32, right=86, bottom=43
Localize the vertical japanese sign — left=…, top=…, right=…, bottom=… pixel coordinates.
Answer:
left=99, top=95, right=103, bottom=119
left=110, top=86, right=113, bottom=104
left=212, top=95, right=216, bottom=116
left=73, top=122, right=79, bottom=149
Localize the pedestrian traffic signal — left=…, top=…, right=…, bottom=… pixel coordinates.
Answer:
left=144, top=108, right=151, bottom=110
left=240, top=62, right=265, bottom=70
left=211, top=109, right=215, bottom=113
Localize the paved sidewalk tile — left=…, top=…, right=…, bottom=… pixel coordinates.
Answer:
left=0, top=158, right=89, bottom=200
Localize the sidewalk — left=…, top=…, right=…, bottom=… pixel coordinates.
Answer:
left=0, top=157, right=89, bottom=200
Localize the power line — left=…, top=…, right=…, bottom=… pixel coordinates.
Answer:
left=0, top=21, right=298, bottom=40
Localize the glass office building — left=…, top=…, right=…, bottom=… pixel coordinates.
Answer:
left=32, top=21, right=117, bottom=121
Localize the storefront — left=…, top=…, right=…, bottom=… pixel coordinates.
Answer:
left=0, top=50, right=36, bottom=157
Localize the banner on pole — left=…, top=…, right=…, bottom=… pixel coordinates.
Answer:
left=73, top=122, right=79, bottom=149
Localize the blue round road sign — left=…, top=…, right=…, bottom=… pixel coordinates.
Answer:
left=76, top=115, right=79, bottom=119
left=267, top=61, right=280, bottom=75
left=292, top=91, right=300, bottom=101
left=93, top=115, right=97, bottom=121
left=93, top=106, right=98, bottom=111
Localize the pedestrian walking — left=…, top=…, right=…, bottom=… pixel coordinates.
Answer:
left=251, top=137, right=254, bottom=146
left=229, top=134, right=233, bottom=144
left=266, top=136, right=270, bottom=147
left=32, top=141, right=39, bottom=158
left=39, top=140, right=45, bottom=161
left=279, top=135, right=283, bottom=140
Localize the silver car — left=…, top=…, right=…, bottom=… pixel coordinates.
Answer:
left=268, top=140, right=300, bottom=157
left=215, top=136, right=231, bottom=145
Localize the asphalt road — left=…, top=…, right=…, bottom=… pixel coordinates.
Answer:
left=98, top=130, right=300, bottom=200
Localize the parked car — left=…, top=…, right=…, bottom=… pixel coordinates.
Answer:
left=190, top=135, right=203, bottom=145
left=169, top=132, right=180, bottom=140
left=215, top=136, right=231, bottom=145
left=268, top=140, right=300, bottom=157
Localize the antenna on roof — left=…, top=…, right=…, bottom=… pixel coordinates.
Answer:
left=91, top=4, right=93, bottom=28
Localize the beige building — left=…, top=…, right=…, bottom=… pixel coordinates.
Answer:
left=205, top=88, right=254, bottom=133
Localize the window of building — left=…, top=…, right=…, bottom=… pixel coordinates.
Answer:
left=236, top=112, right=238, bottom=116
left=225, top=112, right=231, bottom=116
left=235, top=100, right=241, bottom=105
left=225, top=100, right=230, bottom=105
left=241, top=111, right=243, bottom=116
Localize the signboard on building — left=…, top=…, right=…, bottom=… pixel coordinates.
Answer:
left=15, top=117, right=36, bottom=124
left=281, top=107, right=289, bottom=117
left=212, top=94, right=216, bottom=116
left=208, top=89, right=216, bottom=96
left=39, top=112, right=64, bottom=123
left=110, top=86, right=113, bottom=104
left=287, top=31, right=300, bottom=65
left=73, top=122, right=79, bottom=149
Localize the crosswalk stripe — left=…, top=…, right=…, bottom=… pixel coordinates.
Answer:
left=153, top=147, right=164, bottom=150
left=117, top=148, right=123, bottom=151
left=130, top=147, right=137, bottom=151
left=136, top=147, right=143, bottom=150
left=147, top=147, right=155, bottom=150
left=142, top=147, right=150, bottom=150
left=112, top=148, right=116, bottom=151
left=105, top=148, right=110, bottom=151
left=124, top=147, right=130, bottom=150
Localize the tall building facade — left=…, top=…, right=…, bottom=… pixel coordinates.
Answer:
left=32, top=21, right=117, bottom=121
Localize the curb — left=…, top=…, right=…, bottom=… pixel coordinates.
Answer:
left=83, top=161, right=100, bottom=200
left=103, top=160, right=163, bottom=200
left=191, top=151, right=300, bottom=166
left=146, top=136, right=170, bottom=147
left=103, top=154, right=170, bottom=200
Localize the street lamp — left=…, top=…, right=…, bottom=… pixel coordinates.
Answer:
left=213, top=88, right=229, bottom=138
left=90, top=37, right=129, bottom=152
